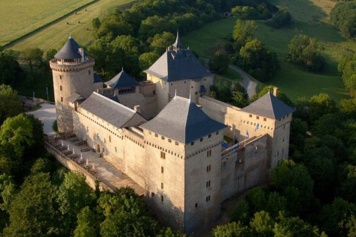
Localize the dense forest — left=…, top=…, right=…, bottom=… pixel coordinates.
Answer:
left=0, top=0, right=355, bottom=236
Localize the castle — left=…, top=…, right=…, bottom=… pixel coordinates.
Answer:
left=49, top=34, right=295, bottom=233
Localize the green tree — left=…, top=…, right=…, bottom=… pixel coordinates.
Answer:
left=273, top=215, right=322, bottom=237
left=330, top=1, right=356, bottom=38
left=338, top=54, right=356, bottom=97
left=271, top=160, right=314, bottom=216
left=287, top=34, right=325, bottom=72
left=230, top=200, right=251, bottom=225
left=212, top=222, right=251, bottom=237
left=270, top=9, right=292, bottom=28
left=139, top=52, right=160, bottom=71
left=209, top=50, right=229, bottom=74
left=250, top=211, right=274, bottom=237
left=57, top=172, right=95, bottom=234
left=0, top=84, right=22, bottom=125
left=319, top=198, right=356, bottom=237
left=74, top=206, right=98, bottom=237
left=3, top=173, right=59, bottom=236
left=237, top=39, right=280, bottom=82
left=0, top=114, right=43, bottom=179
left=149, top=31, right=175, bottom=55
left=232, top=20, right=256, bottom=50
left=0, top=50, right=23, bottom=87
left=309, top=93, right=337, bottom=123
left=21, top=48, right=44, bottom=76
left=98, top=188, right=158, bottom=237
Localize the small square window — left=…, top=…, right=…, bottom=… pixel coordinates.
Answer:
left=151, top=192, right=154, bottom=197
left=249, top=114, right=252, bottom=118
left=206, top=195, right=210, bottom=202
left=200, top=138, right=203, bottom=142
left=191, top=142, right=194, bottom=146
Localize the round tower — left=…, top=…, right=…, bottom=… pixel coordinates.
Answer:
left=49, top=36, right=95, bottom=135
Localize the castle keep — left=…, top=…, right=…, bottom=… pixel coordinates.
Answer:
left=50, top=35, right=295, bottom=233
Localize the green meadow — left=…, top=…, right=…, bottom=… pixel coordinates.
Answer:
left=183, top=0, right=355, bottom=102
left=4, top=0, right=133, bottom=51
left=0, top=0, right=94, bottom=46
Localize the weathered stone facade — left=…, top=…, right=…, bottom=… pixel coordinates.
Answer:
left=50, top=36, right=294, bottom=233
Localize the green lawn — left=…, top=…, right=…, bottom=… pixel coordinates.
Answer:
left=182, top=0, right=355, bottom=103
left=0, top=0, right=94, bottom=46
left=6, top=0, right=134, bottom=51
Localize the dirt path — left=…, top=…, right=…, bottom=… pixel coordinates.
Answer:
left=229, top=65, right=258, bottom=98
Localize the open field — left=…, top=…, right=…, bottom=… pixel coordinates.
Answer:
left=0, top=0, right=93, bottom=46
left=6, top=0, right=134, bottom=51
left=182, top=0, right=355, bottom=102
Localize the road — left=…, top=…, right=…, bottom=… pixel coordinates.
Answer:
left=229, top=64, right=257, bottom=98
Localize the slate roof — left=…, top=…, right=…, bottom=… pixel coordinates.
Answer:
left=67, top=93, right=83, bottom=103
left=140, top=96, right=226, bottom=144
left=105, top=69, right=140, bottom=88
left=242, top=92, right=295, bottom=119
left=94, top=73, right=103, bottom=83
left=144, top=33, right=210, bottom=82
left=80, top=92, right=146, bottom=128
left=144, top=49, right=210, bottom=82
left=54, top=36, right=82, bottom=60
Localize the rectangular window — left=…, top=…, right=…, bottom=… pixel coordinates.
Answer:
left=60, top=97, right=63, bottom=102
left=206, top=180, right=211, bottom=188
left=161, top=195, right=164, bottom=202
left=109, top=136, right=111, bottom=143
left=160, top=151, right=165, bottom=159
left=207, top=165, right=211, bottom=172
left=161, top=183, right=164, bottom=189
left=59, top=75, right=63, bottom=79
left=206, top=195, right=210, bottom=202
left=195, top=203, right=198, bottom=208
left=60, top=85, right=62, bottom=91
left=207, top=150, right=212, bottom=157
left=161, top=166, right=164, bottom=173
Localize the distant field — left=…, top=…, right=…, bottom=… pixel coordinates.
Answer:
left=183, top=0, right=355, bottom=102
left=6, top=0, right=133, bottom=51
left=0, top=0, right=93, bottom=46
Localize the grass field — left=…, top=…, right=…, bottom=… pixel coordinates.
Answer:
left=6, top=0, right=133, bottom=51
left=0, top=0, right=94, bottom=46
left=182, top=0, right=355, bottom=103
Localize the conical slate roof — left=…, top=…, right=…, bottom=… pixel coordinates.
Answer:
left=242, top=93, right=295, bottom=119
left=54, top=36, right=82, bottom=60
left=105, top=69, right=140, bottom=88
left=140, top=96, right=226, bottom=144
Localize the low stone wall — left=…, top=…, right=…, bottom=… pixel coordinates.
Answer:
left=44, top=141, right=115, bottom=192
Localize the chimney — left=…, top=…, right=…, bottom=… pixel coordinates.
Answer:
left=133, top=105, right=141, bottom=113
left=273, top=87, right=278, bottom=97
